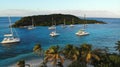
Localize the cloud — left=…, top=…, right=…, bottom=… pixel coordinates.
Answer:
left=0, top=9, right=120, bottom=18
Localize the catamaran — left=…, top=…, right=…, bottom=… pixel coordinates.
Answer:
left=28, top=17, right=35, bottom=30
left=1, top=17, right=20, bottom=44
left=48, top=17, right=56, bottom=30
left=70, top=18, right=75, bottom=27
left=76, top=15, right=89, bottom=36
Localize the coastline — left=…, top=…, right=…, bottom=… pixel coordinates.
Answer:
left=0, top=52, right=71, bottom=67
left=8, top=55, right=72, bottom=67
left=9, top=58, right=71, bottom=67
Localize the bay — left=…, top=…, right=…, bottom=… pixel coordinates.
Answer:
left=0, top=17, right=120, bottom=66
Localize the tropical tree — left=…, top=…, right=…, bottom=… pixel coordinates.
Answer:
left=44, top=45, right=64, bottom=67
left=79, top=43, right=101, bottom=66
left=86, top=50, right=100, bottom=66
left=62, top=44, right=80, bottom=61
left=80, top=43, right=92, bottom=53
left=16, top=60, right=25, bottom=67
left=79, top=43, right=92, bottom=62
left=33, top=43, right=43, bottom=56
left=33, top=43, right=47, bottom=67
left=115, top=41, right=120, bottom=54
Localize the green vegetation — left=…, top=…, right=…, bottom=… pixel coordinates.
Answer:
left=44, top=45, right=64, bottom=66
left=115, top=41, right=120, bottom=54
left=17, top=40, right=120, bottom=67
left=12, top=14, right=106, bottom=27
left=31, top=42, right=120, bottom=67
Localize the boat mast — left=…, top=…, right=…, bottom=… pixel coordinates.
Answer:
left=8, top=17, right=13, bottom=35
left=52, top=17, right=54, bottom=25
left=83, top=14, right=86, bottom=29
left=32, top=17, right=34, bottom=26
left=72, top=18, right=74, bottom=24
left=64, top=18, right=65, bottom=25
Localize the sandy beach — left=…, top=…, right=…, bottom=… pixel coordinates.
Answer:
left=9, top=57, right=72, bottom=67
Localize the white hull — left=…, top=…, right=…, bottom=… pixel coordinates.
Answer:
left=28, top=26, right=35, bottom=30
left=70, top=24, right=75, bottom=27
left=61, top=25, right=66, bottom=28
left=50, top=32, right=59, bottom=37
left=48, top=26, right=56, bottom=30
left=1, top=17, right=21, bottom=44
left=1, top=37, right=20, bottom=44
left=76, top=32, right=89, bottom=36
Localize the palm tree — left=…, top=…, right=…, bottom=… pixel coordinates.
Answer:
left=115, top=41, right=120, bottom=54
left=62, top=44, right=79, bottom=61
left=33, top=43, right=47, bottom=67
left=44, top=45, right=64, bottom=67
left=80, top=43, right=92, bottom=53
left=16, top=60, right=25, bottom=67
left=33, top=43, right=43, bottom=56
left=79, top=43, right=92, bottom=62
left=79, top=43, right=101, bottom=66
left=86, top=51, right=100, bottom=64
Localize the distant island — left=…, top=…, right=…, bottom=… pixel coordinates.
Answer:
left=12, top=14, right=106, bottom=27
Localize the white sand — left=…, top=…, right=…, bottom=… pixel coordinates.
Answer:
left=9, top=58, right=72, bottom=67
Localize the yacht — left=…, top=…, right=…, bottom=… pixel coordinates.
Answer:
left=28, top=17, right=35, bottom=30
left=70, top=18, right=75, bottom=27
left=48, top=17, right=56, bottom=30
left=76, top=29, right=89, bottom=36
left=48, top=25, right=56, bottom=30
left=1, top=17, right=20, bottom=44
left=61, top=19, right=67, bottom=28
left=75, top=14, right=89, bottom=36
left=50, top=31, right=59, bottom=37
left=50, top=27, right=59, bottom=37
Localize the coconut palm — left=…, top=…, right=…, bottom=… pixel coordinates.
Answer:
left=80, top=43, right=92, bottom=53
left=16, top=60, right=25, bottom=67
left=33, top=43, right=43, bottom=56
left=62, top=44, right=79, bottom=61
left=79, top=43, right=92, bottom=62
left=79, top=43, right=101, bottom=66
left=44, top=45, right=64, bottom=67
left=33, top=43, right=47, bottom=67
left=115, top=41, right=120, bottom=54
left=86, top=51, right=100, bottom=64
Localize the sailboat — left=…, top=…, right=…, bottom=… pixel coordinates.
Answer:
left=28, top=17, right=35, bottom=30
left=61, top=19, right=66, bottom=28
left=1, top=17, right=20, bottom=44
left=76, top=14, right=89, bottom=36
left=70, top=18, right=75, bottom=27
left=50, top=26, right=59, bottom=37
left=48, top=17, right=56, bottom=30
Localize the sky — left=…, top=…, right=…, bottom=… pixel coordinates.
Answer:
left=0, top=0, right=120, bottom=18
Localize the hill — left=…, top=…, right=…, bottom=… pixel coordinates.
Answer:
left=12, top=14, right=106, bottom=27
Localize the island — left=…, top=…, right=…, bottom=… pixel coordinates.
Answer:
left=12, top=14, right=106, bottom=27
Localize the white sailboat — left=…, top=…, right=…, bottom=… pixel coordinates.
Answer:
left=48, top=17, right=56, bottom=30
left=70, top=18, right=75, bottom=27
left=61, top=19, right=66, bottom=28
left=48, top=25, right=56, bottom=30
left=50, top=25, right=59, bottom=37
left=1, top=17, right=20, bottom=44
left=28, top=17, right=35, bottom=30
left=76, top=15, right=89, bottom=36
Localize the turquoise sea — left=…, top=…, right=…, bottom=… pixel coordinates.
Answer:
left=0, top=17, right=120, bottom=66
